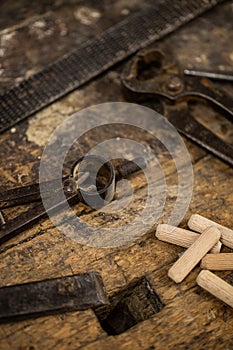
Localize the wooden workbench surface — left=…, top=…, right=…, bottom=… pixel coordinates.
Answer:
left=0, top=1, right=232, bottom=349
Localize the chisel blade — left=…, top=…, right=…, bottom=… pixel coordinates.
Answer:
left=0, top=272, right=108, bottom=322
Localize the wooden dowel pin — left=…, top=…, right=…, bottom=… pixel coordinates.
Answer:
left=168, top=227, right=221, bottom=283
left=156, top=224, right=221, bottom=254
left=196, top=270, right=233, bottom=309
left=188, top=214, right=233, bottom=249
left=201, top=253, right=233, bottom=270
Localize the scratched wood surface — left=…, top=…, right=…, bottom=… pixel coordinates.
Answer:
left=0, top=1, right=233, bottom=349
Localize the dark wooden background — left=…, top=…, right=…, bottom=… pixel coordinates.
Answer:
left=0, top=1, right=232, bottom=349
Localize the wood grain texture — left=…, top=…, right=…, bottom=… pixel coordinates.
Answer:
left=197, top=270, right=233, bottom=309
left=201, top=253, right=233, bottom=270
left=156, top=224, right=222, bottom=253
left=188, top=214, right=233, bottom=249
left=0, top=1, right=233, bottom=349
left=168, top=227, right=221, bottom=283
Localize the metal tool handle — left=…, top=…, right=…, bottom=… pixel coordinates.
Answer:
left=168, top=108, right=233, bottom=167
left=0, top=178, right=68, bottom=207
left=121, top=47, right=233, bottom=167
left=0, top=272, right=108, bottom=321
left=0, top=157, right=147, bottom=245
left=0, top=192, right=80, bottom=245
left=177, top=78, right=233, bottom=122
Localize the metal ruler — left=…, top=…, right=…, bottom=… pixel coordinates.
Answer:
left=0, top=0, right=224, bottom=134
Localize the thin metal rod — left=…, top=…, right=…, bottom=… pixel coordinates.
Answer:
left=184, top=69, right=233, bottom=81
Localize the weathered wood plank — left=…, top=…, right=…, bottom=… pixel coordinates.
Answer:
left=0, top=1, right=232, bottom=349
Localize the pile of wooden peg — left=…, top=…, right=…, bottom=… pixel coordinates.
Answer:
left=156, top=214, right=233, bottom=309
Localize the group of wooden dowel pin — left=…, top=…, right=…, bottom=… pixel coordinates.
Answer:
left=156, top=214, right=233, bottom=309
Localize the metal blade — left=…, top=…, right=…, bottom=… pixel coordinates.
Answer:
left=0, top=272, right=108, bottom=322
left=0, top=0, right=223, bottom=133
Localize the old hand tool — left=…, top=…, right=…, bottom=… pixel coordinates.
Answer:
left=0, top=272, right=108, bottom=322
left=0, top=0, right=223, bottom=134
left=0, top=156, right=146, bottom=245
left=121, top=48, right=233, bottom=166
